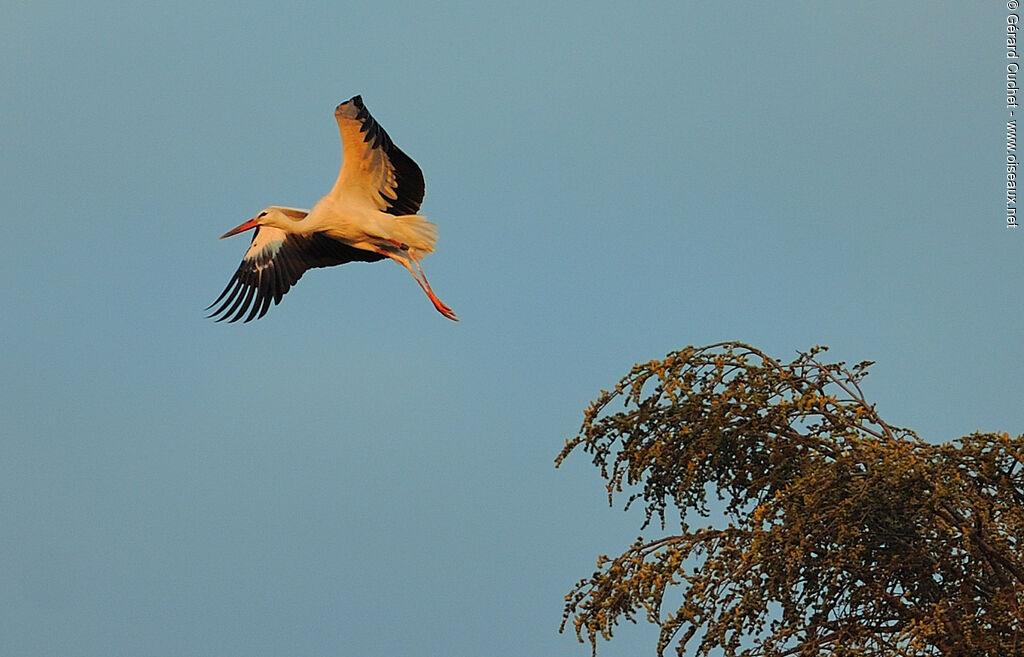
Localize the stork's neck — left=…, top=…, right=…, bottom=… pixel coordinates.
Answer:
left=264, top=206, right=313, bottom=232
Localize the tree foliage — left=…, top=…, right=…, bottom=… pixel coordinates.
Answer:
left=556, top=342, right=1023, bottom=656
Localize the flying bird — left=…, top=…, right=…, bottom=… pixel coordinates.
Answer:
left=208, top=95, right=457, bottom=322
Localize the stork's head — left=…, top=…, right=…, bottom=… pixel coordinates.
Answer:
left=219, top=206, right=309, bottom=239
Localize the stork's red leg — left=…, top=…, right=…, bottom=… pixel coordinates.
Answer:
left=410, top=259, right=457, bottom=321
left=381, top=251, right=458, bottom=321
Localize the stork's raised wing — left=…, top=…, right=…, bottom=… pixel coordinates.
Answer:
left=330, top=95, right=425, bottom=216
left=207, top=226, right=384, bottom=323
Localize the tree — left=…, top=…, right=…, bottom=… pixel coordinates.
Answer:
left=556, top=342, right=1023, bottom=656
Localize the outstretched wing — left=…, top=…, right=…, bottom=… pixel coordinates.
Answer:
left=330, top=95, right=425, bottom=216
left=207, top=227, right=385, bottom=323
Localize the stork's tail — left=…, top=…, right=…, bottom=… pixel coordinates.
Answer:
left=390, top=214, right=438, bottom=256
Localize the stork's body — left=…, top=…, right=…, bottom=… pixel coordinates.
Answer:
left=208, top=95, right=456, bottom=322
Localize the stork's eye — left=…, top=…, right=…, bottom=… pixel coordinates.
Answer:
left=258, top=211, right=267, bottom=218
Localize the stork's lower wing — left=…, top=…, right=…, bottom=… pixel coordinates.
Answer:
left=207, top=227, right=384, bottom=323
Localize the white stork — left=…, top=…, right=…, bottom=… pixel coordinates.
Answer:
left=208, top=95, right=457, bottom=322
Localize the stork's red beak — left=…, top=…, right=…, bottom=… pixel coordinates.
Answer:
left=219, top=217, right=261, bottom=239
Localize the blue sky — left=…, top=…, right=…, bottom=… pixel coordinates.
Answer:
left=0, top=3, right=1010, bottom=656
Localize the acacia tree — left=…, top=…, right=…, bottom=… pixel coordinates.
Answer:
left=556, top=342, right=1023, bottom=656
